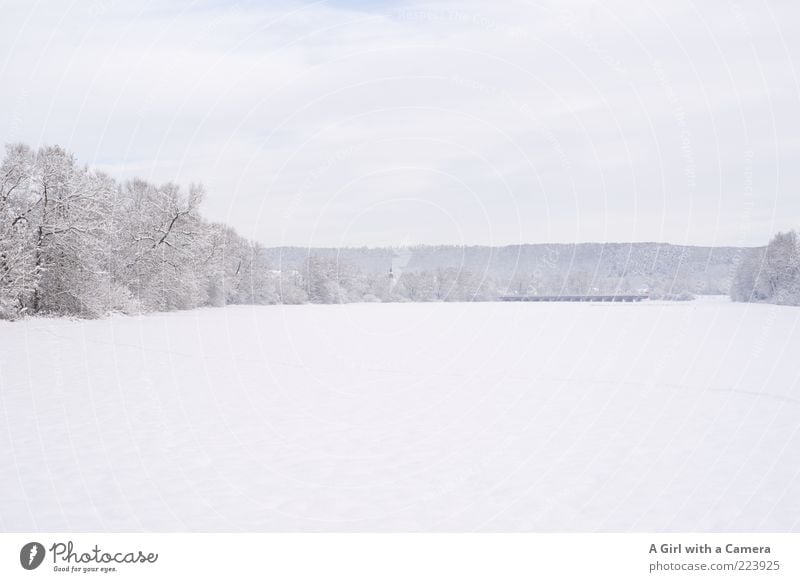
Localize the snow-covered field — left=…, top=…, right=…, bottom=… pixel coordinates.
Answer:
left=1, top=298, right=799, bottom=532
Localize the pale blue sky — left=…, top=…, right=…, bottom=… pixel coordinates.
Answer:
left=1, top=0, right=798, bottom=247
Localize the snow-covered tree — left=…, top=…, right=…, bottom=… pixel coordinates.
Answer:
left=0, top=144, right=35, bottom=318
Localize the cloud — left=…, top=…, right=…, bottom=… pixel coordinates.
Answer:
left=1, top=0, right=798, bottom=246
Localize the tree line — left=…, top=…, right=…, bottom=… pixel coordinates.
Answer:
left=0, top=143, right=502, bottom=320
left=5, top=142, right=791, bottom=319
left=731, top=230, right=800, bottom=306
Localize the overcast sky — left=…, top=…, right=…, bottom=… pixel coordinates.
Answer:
left=1, top=0, right=799, bottom=247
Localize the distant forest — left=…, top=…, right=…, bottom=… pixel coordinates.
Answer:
left=1, top=143, right=797, bottom=319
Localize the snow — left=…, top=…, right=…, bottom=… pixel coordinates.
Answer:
left=1, top=298, right=799, bottom=531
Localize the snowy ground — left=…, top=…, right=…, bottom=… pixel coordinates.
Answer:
left=1, top=297, right=799, bottom=532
